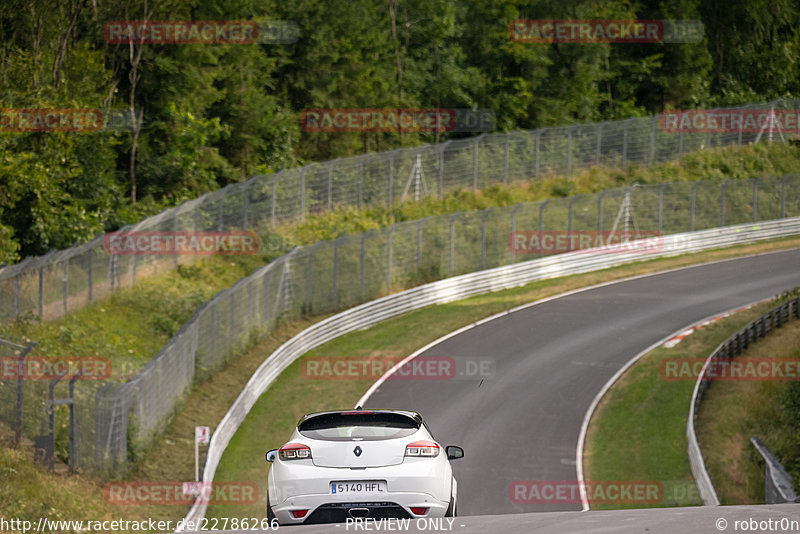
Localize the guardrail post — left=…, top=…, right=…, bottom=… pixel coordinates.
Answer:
left=538, top=199, right=550, bottom=259
left=510, top=203, right=523, bottom=264
left=720, top=179, right=731, bottom=226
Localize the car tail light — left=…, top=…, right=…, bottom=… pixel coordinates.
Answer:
left=410, top=507, right=428, bottom=515
left=290, top=510, right=308, bottom=519
left=405, top=440, right=440, bottom=458
left=279, top=443, right=312, bottom=460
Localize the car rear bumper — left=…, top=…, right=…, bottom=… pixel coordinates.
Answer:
left=271, top=492, right=450, bottom=525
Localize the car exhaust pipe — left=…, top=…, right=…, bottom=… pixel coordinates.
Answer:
left=347, top=507, right=370, bottom=519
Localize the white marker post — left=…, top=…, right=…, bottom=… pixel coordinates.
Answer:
left=195, top=426, right=210, bottom=482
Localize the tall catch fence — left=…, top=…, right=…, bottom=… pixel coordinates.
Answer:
left=1, top=99, right=798, bottom=323
left=1, top=174, right=797, bottom=473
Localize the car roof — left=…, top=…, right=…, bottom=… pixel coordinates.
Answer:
left=297, top=409, right=424, bottom=427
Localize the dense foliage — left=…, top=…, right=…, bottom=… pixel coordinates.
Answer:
left=1, top=0, right=798, bottom=262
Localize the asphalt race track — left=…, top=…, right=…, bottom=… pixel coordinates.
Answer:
left=362, top=249, right=800, bottom=516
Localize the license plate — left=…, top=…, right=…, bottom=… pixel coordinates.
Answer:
left=330, top=481, right=387, bottom=494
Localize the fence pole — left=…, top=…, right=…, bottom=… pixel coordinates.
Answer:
left=690, top=181, right=700, bottom=231
left=62, top=261, right=68, bottom=316
left=305, top=246, right=314, bottom=313
left=218, top=190, right=225, bottom=232
left=327, top=161, right=334, bottom=212
left=622, top=120, right=629, bottom=168
left=300, top=167, right=307, bottom=221
left=386, top=225, right=395, bottom=290
left=360, top=230, right=373, bottom=299
left=357, top=157, right=364, bottom=210
left=438, top=143, right=447, bottom=198
left=88, top=248, right=93, bottom=303
left=270, top=174, right=277, bottom=228
left=534, top=131, right=541, bottom=178
left=173, top=209, right=179, bottom=269
left=14, top=341, right=36, bottom=446
left=243, top=181, right=249, bottom=229
left=720, top=179, right=731, bottom=226
left=472, top=136, right=480, bottom=191
left=649, top=116, right=657, bottom=164
left=387, top=155, right=394, bottom=208
left=38, top=266, right=43, bottom=317
left=333, top=237, right=340, bottom=305
left=781, top=175, right=789, bottom=218
left=752, top=177, right=761, bottom=222
left=596, top=123, right=602, bottom=165
left=449, top=214, right=460, bottom=276
left=679, top=128, right=684, bottom=159
left=510, top=203, right=523, bottom=264
left=566, top=128, right=573, bottom=177
left=416, top=218, right=426, bottom=272
left=567, top=196, right=580, bottom=252
left=503, top=135, right=510, bottom=185
left=597, top=191, right=608, bottom=231
left=658, top=184, right=667, bottom=234
left=538, top=199, right=550, bottom=259
left=481, top=209, right=491, bottom=269
left=13, top=274, right=19, bottom=318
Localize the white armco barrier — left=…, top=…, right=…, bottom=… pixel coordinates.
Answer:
left=177, top=217, right=800, bottom=530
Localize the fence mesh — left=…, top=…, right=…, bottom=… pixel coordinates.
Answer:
left=2, top=99, right=798, bottom=323
left=2, top=174, right=797, bottom=473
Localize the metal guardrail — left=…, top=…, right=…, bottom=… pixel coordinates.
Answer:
left=687, top=296, right=800, bottom=505
left=751, top=436, right=799, bottom=504
left=178, top=217, right=800, bottom=529
left=1, top=99, right=797, bottom=323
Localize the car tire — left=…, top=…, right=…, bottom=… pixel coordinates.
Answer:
left=445, top=496, right=457, bottom=517
left=266, top=495, right=276, bottom=521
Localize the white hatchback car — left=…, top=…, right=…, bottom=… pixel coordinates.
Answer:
left=265, top=409, right=463, bottom=525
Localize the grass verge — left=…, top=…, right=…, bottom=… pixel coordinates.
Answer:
left=696, top=311, right=800, bottom=504
left=584, top=289, right=800, bottom=510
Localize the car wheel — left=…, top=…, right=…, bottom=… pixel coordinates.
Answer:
left=266, top=495, right=276, bottom=521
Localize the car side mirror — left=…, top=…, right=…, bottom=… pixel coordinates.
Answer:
left=445, top=445, right=464, bottom=460
left=266, top=449, right=278, bottom=463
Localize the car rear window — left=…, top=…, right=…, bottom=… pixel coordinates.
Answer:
left=298, top=412, right=420, bottom=441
